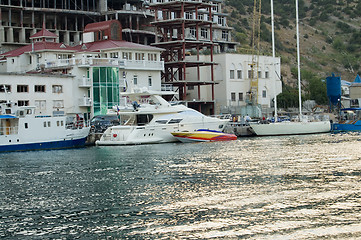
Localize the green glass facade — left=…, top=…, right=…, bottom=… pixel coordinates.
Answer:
left=92, top=67, right=120, bottom=115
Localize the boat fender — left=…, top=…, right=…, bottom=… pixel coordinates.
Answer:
left=113, top=134, right=117, bottom=138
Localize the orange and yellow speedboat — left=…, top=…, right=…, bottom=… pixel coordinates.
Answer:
left=171, top=129, right=237, bottom=143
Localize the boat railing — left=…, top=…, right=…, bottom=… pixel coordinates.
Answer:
left=65, top=120, right=90, bottom=130
left=0, top=126, right=18, bottom=135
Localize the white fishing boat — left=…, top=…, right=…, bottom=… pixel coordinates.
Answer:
left=250, top=0, right=331, bottom=136
left=0, top=102, right=90, bottom=152
left=95, top=90, right=229, bottom=145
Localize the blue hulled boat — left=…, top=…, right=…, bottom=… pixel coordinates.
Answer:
left=331, top=108, right=361, bottom=133
left=0, top=102, right=90, bottom=152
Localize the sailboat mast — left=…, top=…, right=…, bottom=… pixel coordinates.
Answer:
left=296, top=0, right=302, bottom=117
left=271, top=0, right=278, bottom=122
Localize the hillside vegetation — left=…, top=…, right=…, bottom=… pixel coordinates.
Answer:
left=224, top=0, right=361, bottom=107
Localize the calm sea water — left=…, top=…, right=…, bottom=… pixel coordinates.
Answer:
left=1, top=133, right=361, bottom=239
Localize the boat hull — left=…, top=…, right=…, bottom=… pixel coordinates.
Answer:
left=171, top=131, right=237, bottom=143
left=0, top=137, right=88, bottom=152
left=250, top=121, right=331, bottom=136
left=331, top=120, right=361, bottom=133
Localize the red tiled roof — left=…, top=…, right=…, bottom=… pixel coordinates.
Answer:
left=1, top=42, right=78, bottom=57
left=0, top=40, right=163, bottom=58
left=84, top=20, right=121, bottom=32
left=30, top=29, right=58, bottom=39
left=80, top=40, right=164, bottom=52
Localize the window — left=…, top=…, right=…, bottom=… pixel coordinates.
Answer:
left=0, top=85, right=11, bottom=92
left=197, top=13, right=203, bottom=20
left=185, top=12, right=192, bottom=19
left=148, top=53, right=157, bottom=61
left=17, top=85, right=28, bottom=93
left=34, top=85, right=45, bottom=92
left=239, top=92, right=243, bottom=101
left=231, top=92, right=236, bottom=101
left=218, top=17, right=225, bottom=26
left=248, top=70, right=253, bottom=79
left=35, top=100, right=46, bottom=110
left=18, top=100, right=29, bottom=106
left=262, top=90, right=267, bottom=98
left=52, top=85, right=63, bottom=93
left=265, top=71, right=269, bottom=78
left=168, top=119, right=182, bottom=124
left=57, top=54, right=72, bottom=59
left=53, top=100, right=64, bottom=109
left=155, top=120, right=168, bottom=124
left=189, top=27, right=196, bottom=38
left=135, top=53, right=144, bottom=60
left=237, top=70, right=242, bottom=79
left=230, top=70, right=235, bottom=79
left=110, top=52, right=119, bottom=58
left=122, top=52, right=132, bottom=60
left=133, top=75, right=138, bottom=85
left=222, top=30, right=228, bottom=41
left=258, top=71, right=262, bottom=78
left=25, top=123, right=28, bottom=129
left=201, top=28, right=208, bottom=39
left=188, top=85, right=194, bottom=90
left=148, top=76, right=152, bottom=87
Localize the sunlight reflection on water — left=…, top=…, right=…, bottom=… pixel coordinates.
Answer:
left=1, top=133, right=361, bottom=239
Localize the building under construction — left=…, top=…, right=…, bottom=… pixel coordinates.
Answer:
left=149, top=0, right=236, bottom=114
left=0, top=0, right=157, bottom=52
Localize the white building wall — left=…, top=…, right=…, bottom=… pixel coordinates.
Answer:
left=124, top=70, right=162, bottom=91
left=0, top=74, right=88, bottom=115
left=186, top=53, right=282, bottom=113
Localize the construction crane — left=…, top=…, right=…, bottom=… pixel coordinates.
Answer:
left=249, top=0, right=262, bottom=105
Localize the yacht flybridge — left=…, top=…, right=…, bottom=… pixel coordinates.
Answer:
left=95, top=90, right=229, bottom=145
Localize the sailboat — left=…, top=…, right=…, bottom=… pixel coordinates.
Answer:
left=249, top=0, right=331, bottom=136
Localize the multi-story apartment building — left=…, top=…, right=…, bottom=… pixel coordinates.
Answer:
left=0, top=20, right=164, bottom=118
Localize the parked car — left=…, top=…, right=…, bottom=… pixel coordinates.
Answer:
left=267, top=115, right=291, bottom=123
left=90, top=115, right=120, bottom=133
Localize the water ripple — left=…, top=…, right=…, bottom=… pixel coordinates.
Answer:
left=1, top=133, right=361, bottom=239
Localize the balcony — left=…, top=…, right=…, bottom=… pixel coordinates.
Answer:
left=124, top=60, right=164, bottom=70
left=78, top=97, right=92, bottom=107
left=78, top=77, right=91, bottom=88
left=44, top=57, right=163, bottom=71
left=161, top=84, right=174, bottom=92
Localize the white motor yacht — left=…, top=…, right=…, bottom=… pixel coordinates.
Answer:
left=95, top=90, right=229, bottom=145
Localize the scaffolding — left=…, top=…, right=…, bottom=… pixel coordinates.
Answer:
left=150, top=0, right=216, bottom=114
